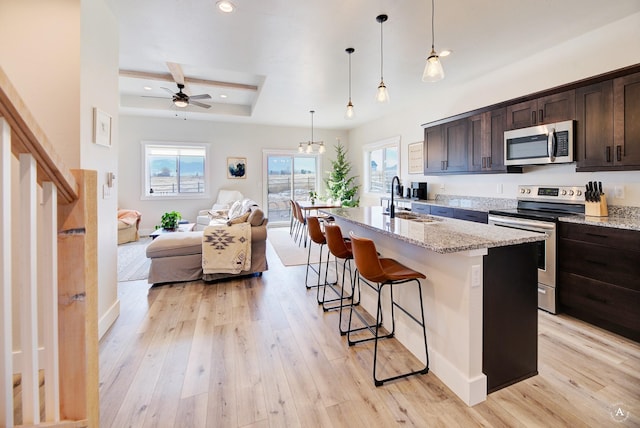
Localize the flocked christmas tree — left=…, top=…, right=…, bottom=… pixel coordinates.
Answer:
left=325, top=141, right=359, bottom=207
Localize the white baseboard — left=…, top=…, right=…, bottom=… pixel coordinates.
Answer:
left=98, top=298, right=120, bottom=340
left=430, top=347, right=487, bottom=406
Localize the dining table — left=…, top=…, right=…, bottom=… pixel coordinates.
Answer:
left=298, top=200, right=342, bottom=214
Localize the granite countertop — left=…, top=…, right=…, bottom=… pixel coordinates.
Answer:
left=380, top=195, right=517, bottom=212
left=322, top=206, right=545, bottom=254
left=558, top=205, right=640, bottom=231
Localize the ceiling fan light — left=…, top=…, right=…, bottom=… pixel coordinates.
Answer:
left=376, top=81, right=389, bottom=103
left=174, top=99, right=188, bottom=108
left=422, top=50, right=445, bottom=82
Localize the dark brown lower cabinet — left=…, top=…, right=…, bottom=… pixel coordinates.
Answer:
left=558, top=222, right=640, bottom=342
left=483, top=243, right=538, bottom=393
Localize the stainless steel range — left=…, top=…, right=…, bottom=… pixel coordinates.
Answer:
left=488, top=185, right=585, bottom=314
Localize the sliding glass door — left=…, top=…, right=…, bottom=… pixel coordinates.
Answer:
left=264, top=152, right=319, bottom=226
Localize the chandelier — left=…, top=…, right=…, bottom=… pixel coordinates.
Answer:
left=298, top=110, right=325, bottom=154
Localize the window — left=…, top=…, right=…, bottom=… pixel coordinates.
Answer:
left=263, top=150, right=321, bottom=226
left=364, top=136, right=399, bottom=194
left=142, top=142, right=210, bottom=199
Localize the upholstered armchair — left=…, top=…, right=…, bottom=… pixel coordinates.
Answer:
left=195, top=189, right=243, bottom=230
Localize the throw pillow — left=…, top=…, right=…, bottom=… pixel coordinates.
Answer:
left=247, top=208, right=265, bottom=226
left=228, top=200, right=243, bottom=219
left=227, top=211, right=250, bottom=226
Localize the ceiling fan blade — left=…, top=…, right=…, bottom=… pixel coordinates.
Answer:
left=190, top=100, right=211, bottom=109
left=161, top=87, right=175, bottom=95
left=166, top=62, right=185, bottom=86
left=189, top=94, right=212, bottom=100
left=142, top=95, right=170, bottom=99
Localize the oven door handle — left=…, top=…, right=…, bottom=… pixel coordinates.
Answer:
left=489, top=216, right=555, bottom=233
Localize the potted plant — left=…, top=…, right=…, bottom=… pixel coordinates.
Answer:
left=160, top=210, right=182, bottom=230
left=309, top=190, right=318, bottom=204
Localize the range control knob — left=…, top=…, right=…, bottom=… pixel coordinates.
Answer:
left=568, top=190, right=574, bottom=196
left=561, top=190, right=567, bottom=195
left=525, top=188, right=531, bottom=194
left=520, top=188, right=526, bottom=194
left=577, top=190, right=582, bottom=196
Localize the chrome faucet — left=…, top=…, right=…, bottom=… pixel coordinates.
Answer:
left=390, top=175, right=400, bottom=218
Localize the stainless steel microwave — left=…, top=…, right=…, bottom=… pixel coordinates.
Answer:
left=504, top=120, right=574, bottom=166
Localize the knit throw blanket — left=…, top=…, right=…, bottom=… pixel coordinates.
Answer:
left=202, top=223, right=252, bottom=274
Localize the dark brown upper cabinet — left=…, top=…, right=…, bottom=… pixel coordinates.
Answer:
left=442, top=119, right=469, bottom=172
left=506, top=90, right=575, bottom=130
left=423, top=124, right=444, bottom=174
left=575, top=80, right=614, bottom=170
left=576, top=71, right=640, bottom=170
left=613, top=72, right=640, bottom=167
left=423, top=120, right=469, bottom=174
left=469, top=108, right=508, bottom=172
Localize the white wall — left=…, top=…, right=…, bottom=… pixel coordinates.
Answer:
left=1, top=0, right=120, bottom=340
left=117, top=116, right=348, bottom=232
left=81, top=0, right=120, bottom=338
left=348, top=12, right=640, bottom=208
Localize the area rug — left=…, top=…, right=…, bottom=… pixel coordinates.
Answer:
left=117, top=237, right=152, bottom=282
left=268, top=227, right=320, bottom=267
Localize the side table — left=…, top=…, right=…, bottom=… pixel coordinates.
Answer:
left=150, top=222, right=195, bottom=239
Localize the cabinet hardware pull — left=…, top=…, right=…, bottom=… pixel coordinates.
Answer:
left=482, top=157, right=486, bottom=168
left=586, top=293, right=608, bottom=304
left=532, top=110, right=536, bottom=124
left=616, top=145, right=622, bottom=162
left=487, top=157, right=491, bottom=168
left=441, top=160, right=445, bottom=170
left=606, top=146, right=612, bottom=163
left=539, top=109, right=544, bottom=122
left=586, top=232, right=608, bottom=239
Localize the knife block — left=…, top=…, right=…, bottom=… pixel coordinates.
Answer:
left=585, top=194, right=608, bottom=217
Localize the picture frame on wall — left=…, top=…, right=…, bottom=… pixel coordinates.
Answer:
left=227, top=157, right=247, bottom=179
left=93, top=107, right=112, bottom=147
left=408, top=141, right=423, bottom=174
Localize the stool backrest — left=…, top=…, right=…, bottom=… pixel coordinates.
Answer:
left=307, top=216, right=326, bottom=244
left=294, top=200, right=306, bottom=224
left=349, top=232, right=386, bottom=282
left=325, top=223, right=352, bottom=259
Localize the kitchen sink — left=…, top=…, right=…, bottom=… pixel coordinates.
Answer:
left=394, top=212, right=418, bottom=220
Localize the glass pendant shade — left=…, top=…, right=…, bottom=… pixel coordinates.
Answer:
left=422, top=50, right=445, bottom=82
left=376, top=81, right=389, bottom=103
left=345, top=101, right=355, bottom=119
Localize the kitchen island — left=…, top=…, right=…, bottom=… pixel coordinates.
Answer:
left=321, top=206, right=546, bottom=406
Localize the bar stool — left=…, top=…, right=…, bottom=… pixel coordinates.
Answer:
left=324, top=223, right=360, bottom=335
left=305, top=216, right=331, bottom=291
left=348, top=232, right=429, bottom=386
left=293, top=200, right=307, bottom=247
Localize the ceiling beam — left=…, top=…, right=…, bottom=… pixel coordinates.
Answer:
left=119, top=69, right=259, bottom=92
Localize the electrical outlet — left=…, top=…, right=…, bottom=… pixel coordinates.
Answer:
left=614, top=186, right=625, bottom=199
left=496, top=183, right=503, bottom=194
left=440, top=183, right=445, bottom=191
left=471, top=265, right=481, bottom=287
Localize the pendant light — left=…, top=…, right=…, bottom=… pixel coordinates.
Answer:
left=345, top=47, right=355, bottom=119
left=298, top=110, right=325, bottom=154
left=422, top=0, right=445, bottom=82
left=375, top=14, right=389, bottom=103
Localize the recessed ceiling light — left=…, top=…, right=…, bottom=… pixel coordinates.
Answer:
left=143, top=85, right=153, bottom=91
left=216, top=1, right=235, bottom=13
left=220, top=94, right=228, bottom=99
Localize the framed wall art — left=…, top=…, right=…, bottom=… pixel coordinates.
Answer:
left=93, top=107, right=112, bottom=147
left=227, top=157, right=247, bottom=179
left=408, top=141, right=423, bottom=174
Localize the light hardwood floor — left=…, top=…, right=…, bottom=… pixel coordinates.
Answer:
left=100, top=235, right=640, bottom=427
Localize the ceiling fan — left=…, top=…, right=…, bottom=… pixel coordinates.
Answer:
left=161, top=83, right=212, bottom=109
